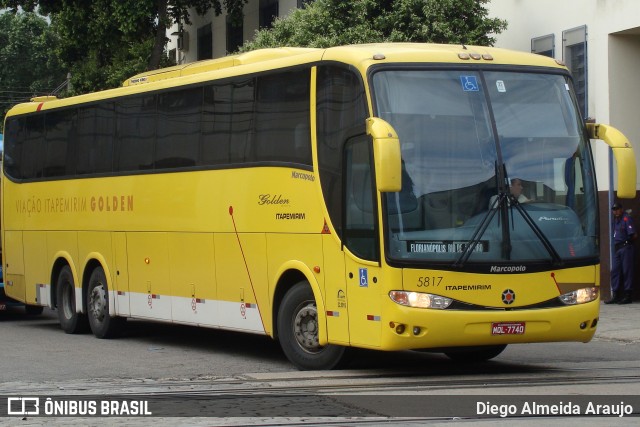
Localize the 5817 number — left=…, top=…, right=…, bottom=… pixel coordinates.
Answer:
left=417, top=276, right=443, bottom=287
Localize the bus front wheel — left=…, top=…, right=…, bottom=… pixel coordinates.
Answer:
left=56, top=266, right=89, bottom=334
left=87, top=266, right=124, bottom=339
left=277, top=281, right=347, bottom=370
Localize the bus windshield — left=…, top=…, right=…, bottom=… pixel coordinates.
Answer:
left=372, top=68, right=598, bottom=266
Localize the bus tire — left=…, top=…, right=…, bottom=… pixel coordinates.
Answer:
left=56, top=266, right=89, bottom=334
left=277, top=281, right=347, bottom=370
left=87, top=266, right=124, bottom=339
left=444, top=344, right=507, bottom=362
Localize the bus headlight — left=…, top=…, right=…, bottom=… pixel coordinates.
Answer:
left=389, top=291, right=453, bottom=309
left=558, top=287, right=599, bottom=305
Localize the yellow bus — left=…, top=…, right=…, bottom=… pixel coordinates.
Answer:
left=1, top=44, right=636, bottom=370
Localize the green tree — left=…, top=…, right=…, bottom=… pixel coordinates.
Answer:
left=242, top=0, right=507, bottom=51
left=0, top=11, right=67, bottom=126
left=0, top=0, right=247, bottom=94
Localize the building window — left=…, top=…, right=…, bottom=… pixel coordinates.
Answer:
left=168, top=48, right=177, bottom=64
left=260, top=0, right=279, bottom=28
left=197, top=23, right=213, bottom=60
left=297, top=0, right=313, bottom=8
left=531, top=34, right=554, bottom=58
left=226, top=17, right=243, bottom=54
left=563, top=25, right=587, bottom=118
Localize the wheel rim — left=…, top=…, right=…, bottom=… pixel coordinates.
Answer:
left=293, top=301, right=321, bottom=354
left=88, top=282, right=107, bottom=324
left=62, top=282, right=75, bottom=319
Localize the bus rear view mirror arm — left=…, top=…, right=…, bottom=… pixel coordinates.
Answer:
left=366, top=117, right=402, bottom=192
left=586, top=123, right=637, bottom=199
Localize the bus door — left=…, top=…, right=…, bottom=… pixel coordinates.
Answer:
left=343, top=135, right=383, bottom=348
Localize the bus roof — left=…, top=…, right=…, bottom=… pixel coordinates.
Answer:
left=125, top=43, right=564, bottom=87
left=123, top=47, right=320, bottom=86
left=5, top=43, right=566, bottom=116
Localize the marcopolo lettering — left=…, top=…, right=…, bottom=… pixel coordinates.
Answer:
left=291, top=171, right=315, bottom=181
left=490, top=265, right=526, bottom=273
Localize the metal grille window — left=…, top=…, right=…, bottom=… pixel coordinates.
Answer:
left=563, top=26, right=587, bottom=118
left=531, top=34, right=555, bottom=58
left=197, top=23, right=212, bottom=60
left=259, top=0, right=279, bottom=28
left=226, top=17, right=243, bottom=54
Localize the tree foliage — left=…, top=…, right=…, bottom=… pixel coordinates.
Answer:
left=0, top=11, right=67, bottom=123
left=0, top=0, right=247, bottom=95
left=242, top=0, right=507, bottom=51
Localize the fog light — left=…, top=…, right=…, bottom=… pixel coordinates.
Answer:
left=395, top=324, right=405, bottom=334
left=580, top=322, right=587, bottom=330
left=413, top=326, right=421, bottom=336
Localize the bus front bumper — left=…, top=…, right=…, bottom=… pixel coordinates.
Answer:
left=378, top=300, right=599, bottom=351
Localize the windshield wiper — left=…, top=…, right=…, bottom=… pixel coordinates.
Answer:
left=509, top=198, right=563, bottom=266
left=454, top=165, right=563, bottom=268
left=452, top=191, right=505, bottom=267
left=454, top=163, right=510, bottom=267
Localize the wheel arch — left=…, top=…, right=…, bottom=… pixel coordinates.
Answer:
left=271, top=263, right=328, bottom=345
left=50, top=253, right=78, bottom=310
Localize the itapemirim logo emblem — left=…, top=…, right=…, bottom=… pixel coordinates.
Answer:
left=501, top=289, right=516, bottom=305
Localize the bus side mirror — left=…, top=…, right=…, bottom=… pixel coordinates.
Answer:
left=586, top=123, right=637, bottom=199
left=366, top=117, right=402, bottom=192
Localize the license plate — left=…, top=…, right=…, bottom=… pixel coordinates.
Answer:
left=491, top=322, right=525, bottom=335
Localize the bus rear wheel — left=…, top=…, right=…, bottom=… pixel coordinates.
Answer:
left=444, top=344, right=507, bottom=362
left=56, top=266, right=89, bottom=334
left=277, top=281, right=347, bottom=370
left=87, top=266, right=124, bottom=338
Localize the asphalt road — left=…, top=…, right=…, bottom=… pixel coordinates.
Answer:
left=1, top=305, right=639, bottom=426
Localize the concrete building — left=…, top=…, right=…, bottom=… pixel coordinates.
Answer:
left=168, top=0, right=640, bottom=298
left=167, top=0, right=303, bottom=63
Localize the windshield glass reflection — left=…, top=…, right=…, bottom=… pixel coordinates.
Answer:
left=372, top=69, right=598, bottom=265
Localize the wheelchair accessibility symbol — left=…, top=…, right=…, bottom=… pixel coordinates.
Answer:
left=460, top=75, right=479, bottom=92
left=359, top=268, right=368, bottom=288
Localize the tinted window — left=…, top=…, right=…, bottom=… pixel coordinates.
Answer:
left=4, top=66, right=314, bottom=181
left=255, top=69, right=311, bottom=165
left=76, top=104, right=115, bottom=174
left=115, top=95, right=156, bottom=171
left=316, top=65, right=368, bottom=237
left=44, top=109, right=76, bottom=177
left=156, top=88, right=202, bottom=168
left=3, top=117, right=25, bottom=179
left=201, top=83, right=231, bottom=165
left=229, top=79, right=255, bottom=163
left=344, top=134, right=378, bottom=260
left=21, top=115, right=46, bottom=179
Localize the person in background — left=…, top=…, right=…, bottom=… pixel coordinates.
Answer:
left=489, top=178, right=530, bottom=208
left=605, top=202, right=637, bottom=304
